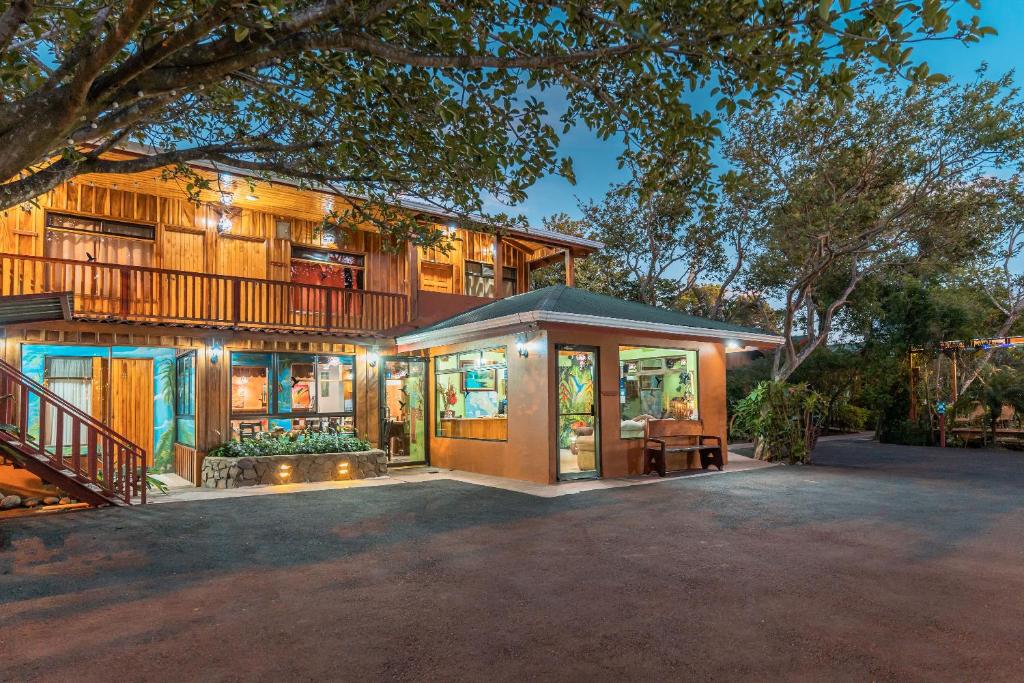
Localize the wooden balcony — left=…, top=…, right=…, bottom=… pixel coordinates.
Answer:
left=0, top=253, right=408, bottom=335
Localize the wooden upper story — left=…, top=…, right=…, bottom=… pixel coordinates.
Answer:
left=0, top=157, right=597, bottom=337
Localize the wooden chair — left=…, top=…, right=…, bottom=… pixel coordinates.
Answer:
left=643, top=418, right=724, bottom=477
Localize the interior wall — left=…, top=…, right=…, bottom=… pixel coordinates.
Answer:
left=426, top=331, right=552, bottom=484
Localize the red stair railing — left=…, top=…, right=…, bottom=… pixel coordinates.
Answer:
left=0, top=357, right=145, bottom=506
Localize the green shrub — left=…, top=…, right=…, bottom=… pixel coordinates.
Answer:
left=829, top=403, right=870, bottom=432
left=731, top=380, right=822, bottom=464
left=208, top=431, right=372, bottom=458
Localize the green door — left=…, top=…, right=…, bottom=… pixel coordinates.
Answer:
left=556, top=345, right=600, bottom=480
left=380, top=358, right=428, bottom=465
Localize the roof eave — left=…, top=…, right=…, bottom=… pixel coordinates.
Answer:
left=395, top=310, right=784, bottom=351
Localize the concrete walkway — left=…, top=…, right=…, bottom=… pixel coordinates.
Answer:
left=144, top=451, right=775, bottom=503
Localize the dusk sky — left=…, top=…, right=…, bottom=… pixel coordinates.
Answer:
left=511, top=2, right=1024, bottom=226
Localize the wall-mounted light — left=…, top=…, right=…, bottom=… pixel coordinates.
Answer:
left=367, top=344, right=380, bottom=368
left=515, top=331, right=530, bottom=358
left=725, top=340, right=741, bottom=351
left=210, top=339, right=223, bottom=365
left=445, top=220, right=458, bottom=236
left=217, top=213, right=232, bottom=234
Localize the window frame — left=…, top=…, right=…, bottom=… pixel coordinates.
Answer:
left=229, top=351, right=357, bottom=436
left=618, top=346, right=700, bottom=439
left=44, top=210, right=156, bottom=241
left=464, top=260, right=518, bottom=297
left=174, top=350, right=197, bottom=448
left=433, top=345, right=509, bottom=442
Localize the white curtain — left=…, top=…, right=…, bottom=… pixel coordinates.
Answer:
left=45, top=380, right=91, bottom=450
left=44, top=358, right=93, bottom=451
left=45, top=230, right=154, bottom=266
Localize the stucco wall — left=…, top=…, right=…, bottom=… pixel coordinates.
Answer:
left=426, top=331, right=552, bottom=484
left=423, top=325, right=728, bottom=484
left=543, top=325, right=728, bottom=480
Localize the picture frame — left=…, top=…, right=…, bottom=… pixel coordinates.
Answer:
left=460, top=360, right=497, bottom=391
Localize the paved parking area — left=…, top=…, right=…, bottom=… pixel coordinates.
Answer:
left=2, top=437, right=1023, bottom=681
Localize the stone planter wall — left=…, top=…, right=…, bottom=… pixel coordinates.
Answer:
left=201, top=450, right=387, bottom=489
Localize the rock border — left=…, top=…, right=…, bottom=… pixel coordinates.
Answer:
left=201, top=450, right=387, bottom=489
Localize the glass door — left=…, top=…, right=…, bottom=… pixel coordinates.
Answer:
left=380, top=357, right=428, bottom=465
left=556, top=345, right=600, bottom=480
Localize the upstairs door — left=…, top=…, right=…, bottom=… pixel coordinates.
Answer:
left=109, top=358, right=154, bottom=467
left=555, top=345, right=600, bottom=480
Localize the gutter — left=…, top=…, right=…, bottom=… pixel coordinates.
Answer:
left=395, top=310, right=785, bottom=351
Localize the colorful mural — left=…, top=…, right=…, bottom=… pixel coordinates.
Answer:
left=21, top=344, right=178, bottom=472
left=557, top=349, right=596, bottom=451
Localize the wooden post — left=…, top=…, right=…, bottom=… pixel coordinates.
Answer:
left=492, top=234, right=503, bottom=298
left=564, top=249, right=575, bottom=287
left=950, top=352, right=958, bottom=402
left=408, top=243, right=420, bottom=320
left=908, top=350, right=917, bottom=422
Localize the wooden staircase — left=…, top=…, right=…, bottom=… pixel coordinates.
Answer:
left=0, top=357, right=146, bottom=507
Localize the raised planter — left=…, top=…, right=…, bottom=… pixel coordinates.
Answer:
left=201, top=449, right=387, bottom=489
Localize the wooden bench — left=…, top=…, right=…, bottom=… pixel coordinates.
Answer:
left=643, top=419, right=724, bottom=476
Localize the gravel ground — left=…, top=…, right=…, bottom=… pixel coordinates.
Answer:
left=2, top=437, right=1023, bottom=682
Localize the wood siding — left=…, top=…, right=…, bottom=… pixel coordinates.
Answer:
left=109, top=358, right=154, bottom=467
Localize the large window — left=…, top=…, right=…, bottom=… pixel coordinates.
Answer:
left=230, top=352, right=355, bottom=439
left=289, top=247, right=365, bottom=289
left=44, top=211, right=155, bottom=267
left=619, top=346, right=698, bottom=438
left=435, top=346, right=508, bottom=440
left=175, top=351, right=196, bottom=447
left=464, top=260, right=517, bottom=297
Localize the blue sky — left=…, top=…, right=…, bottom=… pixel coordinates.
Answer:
left=510, top=2, right=1024, bottom=226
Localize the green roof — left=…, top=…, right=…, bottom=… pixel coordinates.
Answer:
left=405, top=286, right=777, bottom=339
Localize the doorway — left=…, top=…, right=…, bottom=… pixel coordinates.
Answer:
left=555, top=345, right=600, bottom=480
left=379, top=357, right=428, bottom=466
left=109, top=358, right=155, bottom=468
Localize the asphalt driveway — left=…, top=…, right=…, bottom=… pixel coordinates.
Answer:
left=2, top=437, right=1023, bottom=681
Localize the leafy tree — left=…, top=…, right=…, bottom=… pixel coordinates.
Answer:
left=721, top=71, right=1024, bottom=381
left=575, top=182, right=725, bottom=306
left=529, top=212, right=619, bottom=294
left=0, top=0, right=993, bottom=246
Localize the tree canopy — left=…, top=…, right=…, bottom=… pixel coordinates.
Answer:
left=0, top=0, right=994, bottom=245
left=720, top=70, right=1024, bottom=380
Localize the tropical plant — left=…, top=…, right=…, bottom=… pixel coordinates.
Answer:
left=954, top=364, right=1024, bottom=446
left=731, top=380, right=822, bottom=464
left=208, top=431, right=372, bottom=458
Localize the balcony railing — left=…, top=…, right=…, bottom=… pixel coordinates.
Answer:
left=0, top=253, right=409, bottom=334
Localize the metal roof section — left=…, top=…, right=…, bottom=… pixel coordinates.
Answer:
left=0, top=292, right=73, bottom=325
left=396, top=286, right=785, bottom=349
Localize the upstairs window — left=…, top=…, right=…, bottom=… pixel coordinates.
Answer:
left=465, top=260, right=517, bottom=297
left=290, top=246, right=364, bottom=289
left=44, top=211, right=155, bottom=267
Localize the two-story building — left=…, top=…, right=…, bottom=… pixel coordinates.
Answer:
left=0, top=152, right=781, bottom=494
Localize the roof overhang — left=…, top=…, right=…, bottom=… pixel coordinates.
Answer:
left=0, top=292, right=73, bottom=325
left=395, top=310, right=784, bottom=352
left=106, top=143, right=603, bottom=254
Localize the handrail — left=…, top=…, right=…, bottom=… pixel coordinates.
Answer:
left=1, top=252, right=407, bottom=300
left=0, top=357, right=145, bottom=505
left=0, top=252, right=410, bottom=333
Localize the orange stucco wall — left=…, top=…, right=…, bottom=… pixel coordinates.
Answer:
left=543, top=325, right=728, bottom=480
left=423, top=324, right=729, bottom=484
left=426, top=331, right=553, bottom=484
